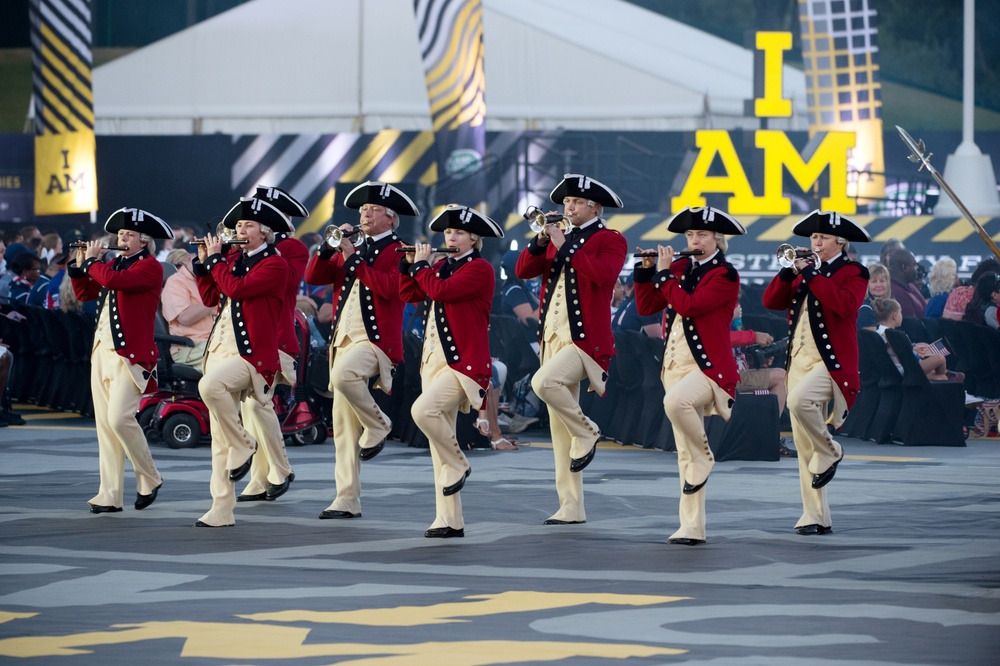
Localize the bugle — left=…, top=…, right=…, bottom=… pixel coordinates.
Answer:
left=395, top=246, right=459, bottom=254
left=192, top=223, right=248, bottom=245
left=776, top=243, right=818, bottom=268
left=632, top=249, right=705, bottom=258
left=69, top=241, right=127, bottom=251
left=324, top=225, right=363, bottom=249
left=524, top=206, right=570, bottom=236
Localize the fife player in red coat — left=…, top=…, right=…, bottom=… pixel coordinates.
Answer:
left=192, top=198, right=292, bottom=527
left=763, top=211, right=871, bottom=536
left=235, top=185, right=310, bottom=504
left=634, top=207, right=746, bottom=545
left=304, top=181, right=417, bottom=521
left=69, top=208, right=174, bottom=514
left=400, top=205, right=504, bottom=539
left=515, top=174, right=628, bottom=525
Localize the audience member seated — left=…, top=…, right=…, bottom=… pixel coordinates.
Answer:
left=8, top=253, right=41, bottom=304
left=611, top=274, right=628, bottom=314
left=28, top=253, right=66, bottom=307
left=731, top=304, right=791, bottom=456
left=889, top=249, right=928, bottom=319
left=0, top=335, right=25, bottom=426
left=962, top=272, right=1000, bottom=330
left=475, top=361, right=518, bottom=450
left=880, top=238, right=906, bottom=270
left=499, top=249, right=541, bottom=351
left=58, top=270, right=97, bottom=318
left=1, top=243, right=33, bottom=302
left=613, top=273, right=661, bottom=337
left=874, top=298, right=961, bottom=382
left=924, top=257, right=959, bottom=318
left=943, top=257, right=999, bottom=320
left=37, top=232, right=62, bottom=264
left=161, top=249, right=217, bottom=366
left=858, top=262, right=890, bottom=330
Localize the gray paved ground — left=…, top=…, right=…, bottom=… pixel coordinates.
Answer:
left=1, top=405, right=999, bottom=665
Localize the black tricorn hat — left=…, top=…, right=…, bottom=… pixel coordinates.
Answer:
left=104, top=208, right=174, bottom=239
left=429, top=205, right=504, bottom=238
left=253, top=185, right=309, bottom=217
left=344, top=181, right=420, bottom=216
left=221, top=198, right=295, bottom=233
left=549, top=173, right=624, bottom=208
left=792, top=210, right=871, bottom=242
left=667, top=206, right=746, bottom=236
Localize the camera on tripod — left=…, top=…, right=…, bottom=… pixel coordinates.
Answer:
left=748, top=337, right=788, bottom=369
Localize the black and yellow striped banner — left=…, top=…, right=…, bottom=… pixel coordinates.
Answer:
left=30, top=0, right=97, bottom=215
left=413, top=0, right=487, bottom=209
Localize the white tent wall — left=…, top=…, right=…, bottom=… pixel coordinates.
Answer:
left=91, top=0, right=808, bottom=135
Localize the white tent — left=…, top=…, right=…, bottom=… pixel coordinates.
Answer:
left=92, top=0, right=809, bottom=135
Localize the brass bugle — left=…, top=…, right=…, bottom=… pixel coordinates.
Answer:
left=324, top=225, right=363, bottom=248
left=776, top=243, right=818, bottom=268
left=524, top=206, right=571, bottom=235
left=69, top=242, right=127, bottom=251
left=632, top=249, right=705, bottom=258
left=395, top=246, right=460, bottom=253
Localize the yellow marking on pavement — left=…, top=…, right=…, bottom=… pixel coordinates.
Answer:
left=510, top=441, right=657, bottom=451
left=21, top=413, right=85, bottom=421
left=0, top=622, right=686, bottom=661
left=846, top=455, right=933, bottom=462
left=0, top=612, right=36, bottom=624
left=9, top=426, right=95, bottom=431
left=242, top=591, right=687, bottom=627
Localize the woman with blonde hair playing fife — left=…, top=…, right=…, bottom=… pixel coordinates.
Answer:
left=515, top=174, right=628, bottom=526
left=763, top=210, right=871, bottom=536
left=399, top=205, right=504, bottom=538
left=634, top=206, right=746, bottom=546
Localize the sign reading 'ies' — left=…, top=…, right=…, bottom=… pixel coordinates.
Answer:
left=673, top=32, right=860, bottom=215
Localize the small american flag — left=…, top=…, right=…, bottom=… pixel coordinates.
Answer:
left=928, top=338, right=950, bottom=357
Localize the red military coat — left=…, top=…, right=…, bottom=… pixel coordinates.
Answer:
left=69, top=249, right=162, bottom=390
left=195, top=245, right=288, bottom=386
left=274, top=233, right=308, bottom=356
left=399, top=251, right=495, bottom=398
left=634, top=253, right=741, bottom=397
left=762, top=253, right=869, bottom=413
left=514, top=220, right=627, bottom=371
left=304, top=233, right=405, bottom=365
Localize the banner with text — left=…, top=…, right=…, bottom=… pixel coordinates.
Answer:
left=30, top=0, right=97, bottom=216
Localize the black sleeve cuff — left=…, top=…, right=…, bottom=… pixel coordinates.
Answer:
left=204, top=254, right=225, bottom=271
left=526, top=237, right=548, bottom=256
left=67, top=260, right=87, bottom=279
left=408, top=260, right=430, bottom=278
left=317, top=244, right=336, bottom=260
left=81, top=257, right=100, bottom=274
left=653, top=270, right=675, bottom=288
left=778, top=267, right=798, bottom=282
left=191, top=260, right=210, bottom=277
left=800, top=265, right=818, bottom=281
left=633, top=264, right=655, bottom=283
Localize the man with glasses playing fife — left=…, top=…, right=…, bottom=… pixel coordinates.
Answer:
left=304, top=182, right=417, bottom=521
left=515, top=174, right=628, bottom=526
left=634, top=206, right=745, bottom=546
left=763, top=211, right=870, bottom=537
